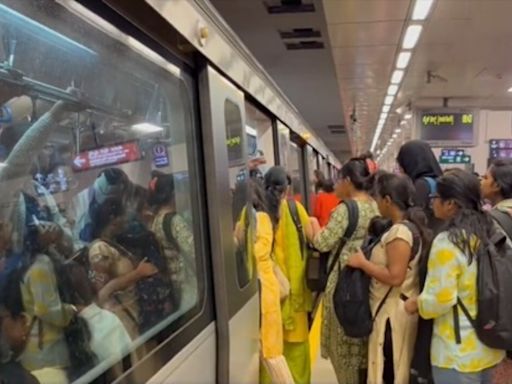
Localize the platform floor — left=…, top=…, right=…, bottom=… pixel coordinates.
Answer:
left=309, top=301, right=337, bottom=383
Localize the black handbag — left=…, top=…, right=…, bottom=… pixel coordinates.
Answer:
left=288, top=199, right=358, bottom=292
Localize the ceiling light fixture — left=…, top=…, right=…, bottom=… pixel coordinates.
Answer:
left=403, top=25, right=423, bottom=49
left=404, top=112, right=413, bottom=119
left=383, top=105, right=391, bottom=113
left=412, top=0, right=434, bottom=20
left=132, top=122, right=164, bottom=133
left=508, top=86, right=512, bottom=93
left=384, top=95, right=394, bottom=105
left=395, top=128, right=402, bottom=133
left=396, top=51, right=412, bottom=69
left=388, top=84, right=399, bottom=96
left=391, top=70, right=404, bottom=84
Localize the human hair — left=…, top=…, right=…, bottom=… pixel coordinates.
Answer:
left=249, top=178, right=269, bottom=214
left=89, top=197, right=125, bottom=239
left=396, top=140, right=442, bottom=181
left=148, top=171, right=175, bottom=208
left=62, top=261, right=97, bottom=306
left=322, top=179, right=335, bottom=193
left=339, top=153, right=374, bottom=192
left=489, top=159, right=512, bottom=200
left=264, top=166, right=289, bottom=226
left=374, top=172, right=432, bottom=257
left=437, top=169, right=494, bottom=263
left=0, top=268, right=25, bottom=318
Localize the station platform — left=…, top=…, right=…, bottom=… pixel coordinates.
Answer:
left=309, top=301, right=337, bottom=383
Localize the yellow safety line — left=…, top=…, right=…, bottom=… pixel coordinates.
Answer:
left=309, top=298, right=323, bottom=365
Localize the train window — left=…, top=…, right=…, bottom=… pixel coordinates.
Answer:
left=225, top=99, right=253, bottom=288
left=277, top=121, right=290, bottom=170
left=0, top=1, right=205, bottom=382
left=245, top=101, right=275, bottom=170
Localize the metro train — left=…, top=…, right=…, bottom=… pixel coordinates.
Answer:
left=0, top=0, right=340, bottom=383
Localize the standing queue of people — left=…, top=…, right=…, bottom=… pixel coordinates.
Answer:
left=251, top=140, right=512, bottom=384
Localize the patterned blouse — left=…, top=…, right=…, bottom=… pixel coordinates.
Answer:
left=418, top=231, right=505, bottom=372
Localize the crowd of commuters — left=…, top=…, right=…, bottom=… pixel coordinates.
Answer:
left=0, top=168, right=196, bottom=384
left=246, top=139, right=512, bottom=384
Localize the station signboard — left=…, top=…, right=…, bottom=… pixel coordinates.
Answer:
left=72, top=141, right=142, bottom=172
left=439, top=148, right=471, bottom=164
left=489, top=139, right=512, bottom=160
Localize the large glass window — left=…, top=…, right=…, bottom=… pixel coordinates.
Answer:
left=245, top=101, right=275, bottom=171
left=306, top=146, right=318, bottom=213
left=0, top=1, right=204, bottom=382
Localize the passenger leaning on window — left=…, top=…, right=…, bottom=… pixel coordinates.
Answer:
left=309, top=155, right=379, bottom=384
left=261, top=166, right=313, bottom=384
left=480, top=159, right=512, bottom=384
left=347, top=173, right=431, bottom=384
left=87, top=197, right=157, bottom=342
left=405, top=170, right=506, bottom=384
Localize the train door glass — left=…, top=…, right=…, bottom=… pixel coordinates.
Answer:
left=202, top=66, right=259, bottom=384
left=277, top=121, right=290, bottom=170
left=306, top=146, right=318, bottom=213
left=288, top=141, right=306, bottom=204
left=0, top=1, right=208, bottom=382
left=226, top=100, right=254, bottom=288
left=245, top=101, right=275, bottom=173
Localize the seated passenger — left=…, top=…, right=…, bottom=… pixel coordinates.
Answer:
left=148, top=172, right=196, bottom=309
left=87, top=197, right=157, bottom=341
left=347, top=173, right=431, bottom=384
left=405, top=170, right=505, bottom=384
left=312, top=179, right=340, bottom=227
left=0, top=270, right=40, bottom=384
left=62, top=261, right=131, bottom=368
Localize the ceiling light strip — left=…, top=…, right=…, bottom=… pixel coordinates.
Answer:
left=370, top=0, right=433, bottom=153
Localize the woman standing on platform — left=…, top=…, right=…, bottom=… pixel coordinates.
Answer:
left=310, top=155, right=379, bottom=384
left=263, top=166, right=313, bottom=384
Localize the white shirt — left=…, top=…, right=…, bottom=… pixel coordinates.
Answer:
left=80, top=303, right=132, bottom=362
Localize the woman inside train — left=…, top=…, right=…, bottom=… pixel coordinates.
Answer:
left=309, top=154, right=379, bottom=384
left=262, top=166, right=313, bottom=384
left=312, top=178, right=339, bottom=227
left=347, top=172, right=431, bottom=383
left=405, top=169, right=505, bottom=384
left=87, top=197, right=157, bottom=342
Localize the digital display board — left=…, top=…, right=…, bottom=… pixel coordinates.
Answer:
left=439, top=148, right=471, bottom=164
left=72, top=142, right=142, bottom=172
left=489, top=139, right=512, bottom=160
left=419, top=110, right=475, bottom=146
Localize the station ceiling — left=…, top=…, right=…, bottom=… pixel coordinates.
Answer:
left=211, top=0, right=512, bottom=160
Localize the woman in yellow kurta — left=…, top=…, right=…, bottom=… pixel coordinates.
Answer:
left=262, top=166, right=312, bottom=384
left=405, top=170, right=505, bottom=384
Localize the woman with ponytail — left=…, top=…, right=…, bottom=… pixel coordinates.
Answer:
left=262, top=166, right=312, bottom=384
left=347, top=172, right=431, bottom=383
left=310, top=155, right=379, bottom=384
left=404, top=169, right=505, bottom=384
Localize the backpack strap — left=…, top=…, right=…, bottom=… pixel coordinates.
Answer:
left=326, top=200, right=359, bottom=278
left=372, top=287, right=393, bottom=321
left=490, top=209, right=512, bottom=240
left=423, top=177, right=437, bottom=196
left=453, top=297, right=476, bottom=345
left=287, top=199, right=306, bottom=259
left=401, top=221, right=421, bottom=260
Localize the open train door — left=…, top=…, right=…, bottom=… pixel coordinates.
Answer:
left=199, top=65, right=260, bottom=383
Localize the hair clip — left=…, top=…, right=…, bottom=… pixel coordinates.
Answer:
left=149, top=177, right=158, bottom=192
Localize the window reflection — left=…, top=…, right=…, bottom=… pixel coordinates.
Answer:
left=0, top=1, right=203, bottom=383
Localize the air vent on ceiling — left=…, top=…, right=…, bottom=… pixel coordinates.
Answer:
left=285, top=40, right=324, bottom=50
left=265, top=0, right=315, bottom=14
left=328, top=125, right=346, bottom=135
left=279, top=28, right=321, bottom=39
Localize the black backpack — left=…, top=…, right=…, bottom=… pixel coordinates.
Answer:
left=453, top=209, right=512, bottom=350
left=288, top=199, right=359, bottom=293
left=336, top=221, right=420, bottom=338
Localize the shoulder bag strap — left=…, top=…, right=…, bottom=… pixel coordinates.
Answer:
left=423, top=177, right=437, bottom=195
left=287, top=199, right=306, bottom=259
left=372, top=286, right=393, bottom=321
left=325, top=200, right=360, bottom=278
